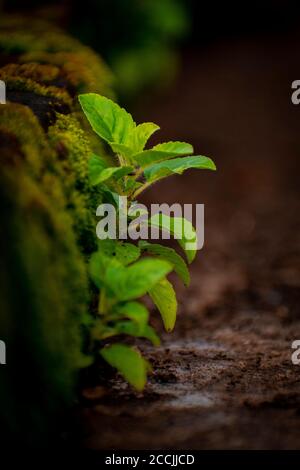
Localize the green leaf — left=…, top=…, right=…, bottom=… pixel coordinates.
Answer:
left=105, top=258, right=173, bottom=301
left=93, top=317, right=159, bottom=346
left=142, top=325, right=161, bottom=346
left=139, top=241, right=190, bottom=286
left=98, top=240, right=141, bottom=266
left=92, top=166, right=133, bottom=186
left=144, top=155, right=216, bottom=182
left=88, top=153, right=133, bottom=186
left=130, top=122, right=160, bottom=153
left=133, top=141, right=194, bottom=167
left=115, top=301, right=149, bottom=326
left=108, top=123, right=159, bottom=159
left=88, top=153, right=108, bottom=185
left=89, top=251, right=110, bottom=288
left=109, top=142, right=134, bottom=159
left=92, top=323, right=116, bottom=340
left=149, top=213, right=197, bottom=263
left=102, top=187, right=120, bottom=206
left=90, top=241, right=141, bottom=290
left=79, top=93, right=135, bottom=145
left=113, top=321, right=160, bottom=346
left=100, top=344, right=150, bottom=391
left=149, top=278, right=177, bottom=332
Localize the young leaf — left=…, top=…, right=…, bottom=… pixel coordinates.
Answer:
left=92, top=323, right=116, bottom=340
left=89, top=251, right=110, bottom=288
left=98, top=240, right=141, bottom=266
left=149, top=213, right=197, bottom=263
left=144, top=155, right=216, bottom=182
left=108, top=123, right=160, bottom=159
left=139, top=241, right=190, bottom=286
left=109, top=142, right=134, bottom=159
left=105, top=258, right=173, bottom=301
left=113, top=321, right=160, bottom=346
left=93, top=316, right=159, bottom=345
left=91, top=165, right=133, bottom=186
left=142, top=325, right=161, bottom=346
left=100, top=344, right=150, bottom=391
left=88, top=153, right=109, bottom=185
left=102, top=187, right=120, bottom=207
left=115, top=301, right=149, bottom=326
left=78, top=93, right=135, bottom=145
left=133, top=141, right=194, bottom=167
left=148, top=278, right=177, bottom=332
left=130, top=122, right=160, bottom=153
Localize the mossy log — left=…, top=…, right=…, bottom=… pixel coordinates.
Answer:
left=0, top=15, right=113, bottom=446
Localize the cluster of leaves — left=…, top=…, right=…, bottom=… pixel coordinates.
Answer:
left=79, top=93, right=216, bottom=391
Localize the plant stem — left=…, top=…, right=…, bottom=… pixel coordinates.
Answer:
left=117, top=153, right=126, bottom=166
left=132, top=181, right=152, bottom=199
left=117, top=153, right=129, bottom=189
left=134, top=167, right=144, bottom=180
left=98, top=289, right=107, bottom=315
left=114, top=180, right=124, bottom=196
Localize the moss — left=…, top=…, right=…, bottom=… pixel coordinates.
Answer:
left=0, top=102, right=54, bottom=177
left=0, top=70, right=73, bottom=108
left=0, top=104, right=103, bottom=253
left=0, top=15, right=114, bottom=446
left=48, top=112, right=103, bottom=253
left=48, top=113, right=92, bottom=190
left=0, top=166, right=91, bottom=445
left=21, top=50, right=114, bottom=95
left=0, top=63, right=60, bottom=82
left=0, top=15, right=114, bottom=97
left=0, top=117, right=90, bottom=443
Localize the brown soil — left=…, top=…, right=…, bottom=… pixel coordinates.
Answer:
left=74, top=33, right=300, bottom=450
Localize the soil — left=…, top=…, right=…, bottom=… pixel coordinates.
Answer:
left=74, top=33, right=300, bottom=450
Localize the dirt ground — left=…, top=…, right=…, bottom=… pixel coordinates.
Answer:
left=73, top=33, right=300, bottom=450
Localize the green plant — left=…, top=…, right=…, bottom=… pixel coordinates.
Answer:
left=79, top=93, right=216, bottom=391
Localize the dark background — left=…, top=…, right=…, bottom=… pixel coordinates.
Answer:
left=3, top=1, right=300, bottom=100
left=3, top=1, right=300, bottom=41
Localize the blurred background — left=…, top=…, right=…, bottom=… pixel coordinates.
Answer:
left=2, top=0, right=300, bottom=103
left=1, top=0, right=300, bottom=450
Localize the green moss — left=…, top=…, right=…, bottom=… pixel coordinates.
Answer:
left=0, top=105, right=91, bottom=444
left=48, top=112, right=103, bottom=253
left=48, top=113, right=92, bottom=190
left=0, top=15, right=114, bottom=97
left=21, top=50, right=114, bottom=95
left=0, top=63, right=60, bottom=82
left=0, top=168, right=91, bottom=444
left=0, top=102, right=54, bottom=177
left=0, top=69, right=72, bottom=108
left=0, top=15, right=114, bottom=446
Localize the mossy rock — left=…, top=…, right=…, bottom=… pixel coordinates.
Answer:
left=0, top=16, right=113, bottom=446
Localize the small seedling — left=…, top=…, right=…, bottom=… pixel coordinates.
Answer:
left=79, top=93, right=216, bottom=391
